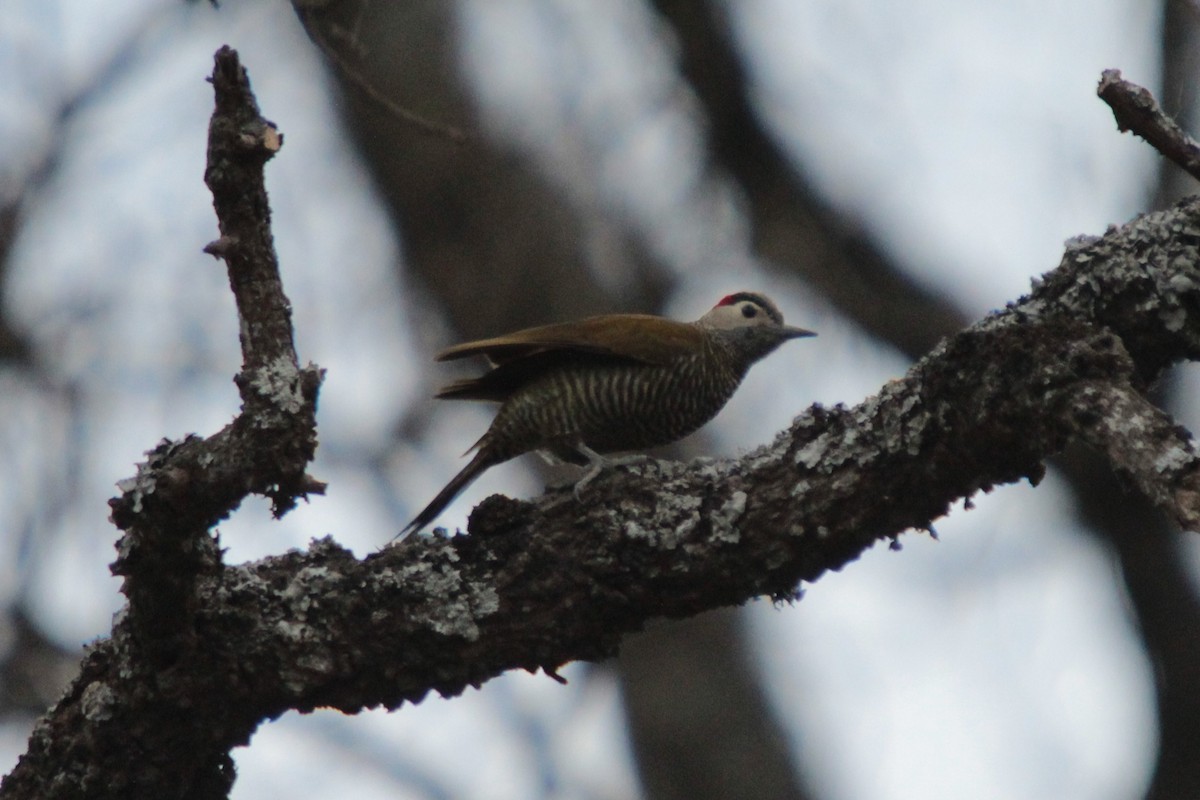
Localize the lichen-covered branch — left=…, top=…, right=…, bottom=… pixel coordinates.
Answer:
left=1, top=47, right=324, bottom=800
left=103, top=47, right=323, bottom=650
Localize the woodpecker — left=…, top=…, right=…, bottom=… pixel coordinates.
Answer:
left=401, top=292, right=815, bottom=536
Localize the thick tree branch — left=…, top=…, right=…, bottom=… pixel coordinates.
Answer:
left=297, top=201, right=1200, bottom=713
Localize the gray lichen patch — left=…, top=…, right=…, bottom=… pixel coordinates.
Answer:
left=249, top=356, right=304, bottom=414
left=80, top=681, right=117, bottom=722
left=391, top=545, right=500, bottom=641
left=709, top=491, right=747, bottom=544
left=620, top=492, right=703, bottom=550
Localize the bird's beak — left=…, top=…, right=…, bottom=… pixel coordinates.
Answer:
left=782, top=326, right=817, bottom=339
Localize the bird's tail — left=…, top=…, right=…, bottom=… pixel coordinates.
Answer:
left=396, top=449, right=497, bottom=541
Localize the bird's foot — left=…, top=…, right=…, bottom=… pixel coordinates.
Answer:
left=570, top=444, right=651, bottom=500
left=606, top=453, right=652, bottom=470
left=573, top=462, right=603, bottom=500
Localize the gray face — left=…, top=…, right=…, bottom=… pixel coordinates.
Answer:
left=699, top=293, right=815, bottom=363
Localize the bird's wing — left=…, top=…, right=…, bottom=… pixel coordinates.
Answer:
left=435, top=314, right=704, bottom=366
left=434, top=351, right=577, bottom=402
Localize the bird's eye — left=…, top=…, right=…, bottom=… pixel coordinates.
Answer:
left=741, top=304, right=757, bottom=318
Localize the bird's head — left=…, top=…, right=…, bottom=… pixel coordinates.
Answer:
left=698, top=292, right=816, bottom=362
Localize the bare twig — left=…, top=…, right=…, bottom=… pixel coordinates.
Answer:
left=1098, top=68, right=1200, bottom=182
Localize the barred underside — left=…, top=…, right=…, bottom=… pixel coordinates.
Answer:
left=482, top=337, right=746, bottom=461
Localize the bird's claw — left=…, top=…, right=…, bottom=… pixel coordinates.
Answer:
left=570, top=453, right=655, bottom=501
left=573, top=463, right=603, bottom=500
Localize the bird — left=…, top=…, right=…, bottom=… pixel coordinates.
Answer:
left=399, top=291, right=815, bottom=537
